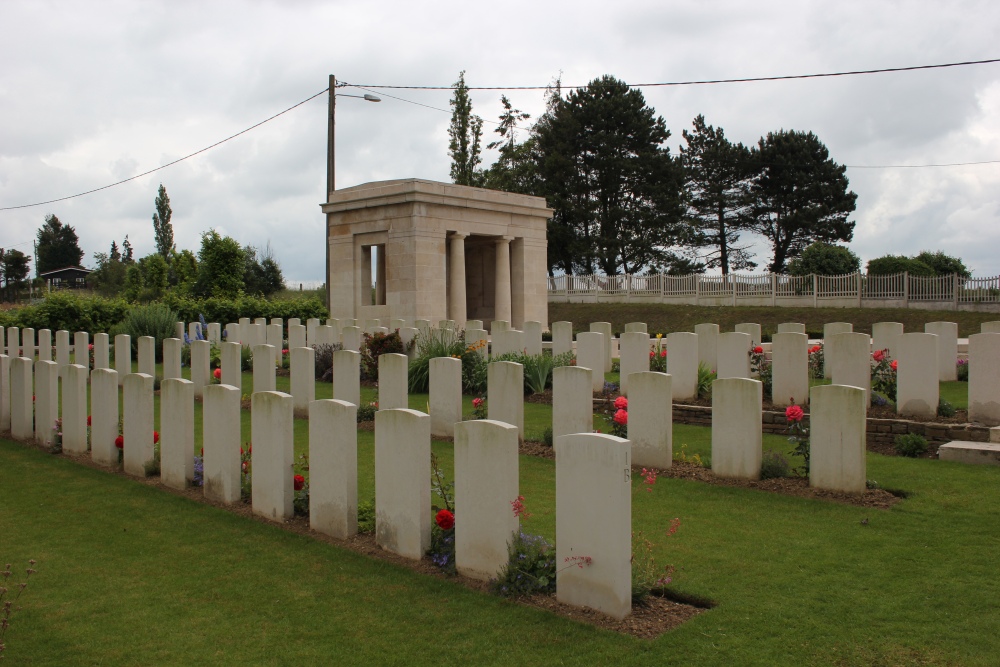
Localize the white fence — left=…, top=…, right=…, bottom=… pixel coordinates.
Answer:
left=547, top=272, right=1000, bottom=312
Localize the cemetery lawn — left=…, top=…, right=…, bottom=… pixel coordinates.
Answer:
left=550, top=302, right=999, bottom=338
left=4, top=374, right=1000, bottom=665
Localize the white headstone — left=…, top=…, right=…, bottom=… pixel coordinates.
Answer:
left=895, top=333, right=939, bottom=420
left=589, top=322, right=613, bottom=372
left=823, top=322, right=853, bottom=378
left=627, top=371, right=672, bottom=468
left=771, top=332, right=809, bottom=407
left=114, top=334, right=131, bottom=386
left=924, top=321, right=959, bottom=381
left=341, top=326, right=362, bottom=352
left=716, top=332, right=752, bottom=380
left=21, top=328, right=34, bottom=361
left=190, top=339, right=211, bottom=399
left=267, top=323, right=283, bottom=365
left=552, top=321, right=573, bottom=357
left=160, top=378, right=194, bottom=490
left=90, top=368, right=119, bottom=466
left=55, top=330, right=70, bottom=371
left=203, top=383, right=242, bottom=504
left=9, top=357, right=32, bottom=440
left=333, top=350, right=361, bottom=407
left=93, top=332, right=110, bottom=370
left=777, top=322, right=806, bottom=334
left=74, top=331, right=90, bottom=369
left=618, top=332, right=650, bottom=396
left=290, top=347, right=316, bottom=413
left=981, top=321, right=1000, bottom=334
left=491, top=329, right=524, bottom=357
left=378, top=353, right=408, bottom=410
left=488, top=361, right=524, bottom=440
left=555, top=432, right=631, bottom=621
left=309, top=399, right=359, bottom=538
left=163, top=338, right=182, bottom=380
left=37, top=329, right=51, bottom=362
left=34, top=360, right=58, bottom=446
left=969, top=333, right=1000, bottom=426
left=0, top=355, right=10, bottom=433
left=829, top=332, right=871, bottom=404
left=61, top=364, right=89, bottom=454
left=208, top=322, right=222, bottom=344
left=523, top=321, right=543, bottom=357
left=711, top=377, right=762, bottom=479
left=398, top=327, right=419, bottom=360
left=221, top=341, right=242, bottom=390
left=465, top=328, right=488, bottom=359
left=735, top=323, right=762, bottom=345
left=375, top=409, right=431, bottom=559
left=253, top=344, right=276, bottom=393
left=288, top=324, right=306, bottom=351
left=138, top=336, right=155, bottom=378
left=810, top=384, right=866, bottom=493
left=694, top=323, right=720, bottom=373
left=226, top=322, right=241, bottom=346
left=872, top=322, right=904, bottom=359
left=576, top=332, right=605, bottom=392
left=624, top=322, right=647, bottom=333
left=430, top=357, right=462, bottom=438
left=553, top=366, right=593, bottom=440
left=251, top=391, right=294, bottom=522
left=123, top=373, right=155, bottom=477
left=306, top=318, right=320, bottom=347
left=666, top=332, right=699, bottom=401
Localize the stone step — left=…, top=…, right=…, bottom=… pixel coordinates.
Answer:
left=938, top=441, right=1000, bottom=466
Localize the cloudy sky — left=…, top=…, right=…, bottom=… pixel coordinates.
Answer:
left=2, top=0, right=999, bottom=284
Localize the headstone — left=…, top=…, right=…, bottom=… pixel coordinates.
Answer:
left=267, top=323, right=283, bottom=365
left=160, top=378, right=194, bottom=490
left=251, top=391, right=294, bottom=521
left=398, top=327, right=419, bottom=360
left=21, top=328, right=34, bottom=360
left=363, top=319, right=381, bottom=334
left=378, top=353, right=408, bottom=410
left=55, top=330, right=70, bottom=372
left=491, top=320, right=510, bottom=333
left=255, top=317, right=267, bottom=328
left=872, top=322, right=904, bottom=359
left=270, top=317, right=283, bottom=329
left=123, top=373, right=155, bottom=477
left=735, top=323, right=762, bottom=345
left=373, top=326, right=389, bottom=336
left=239, top=318, right=251, bottom=346
left=221, top=341, right=242, bottom=390
left=175, top=322, right=184, bottom=341
left=467, top=319, right=484, bottom=330
left=341, top=326, right=362, bottom=352
left=777, top=322, right=806, bottom=334
left=288, top=346, right=316, bottom=414
left=309, top=399, right=359, bottom=538
left=114, top=334, right=131, bottom=386
left=190, top=340, right=210, bottom=399
left=465, top=328, right=488, bottom=359
left=226, top=322, right=240, bottom=346
left=93, top=332, right=110, bottom=370
left=90, top=368, right=119, bottom=466
left=62, top=364, right=89, bottom=454
left=253, top=344, right=276, bottom=393
left=969, top=333, right=1000, bottom=426
left=491, top=329, right=524, bottom=357
left=555, top=432, right=631, bottom=621
left=895, top=333, right=939, bottom=420
left=553, top=366, right=593, bottom=439
left=429, top=357, right=462, bottom=437
left=627, top=371, right=673, bottom=468
left=576, top=332, right=605, bottom=392
left=37, top=329, right=51, bottom=362
left=716, top=332, right=752, bottom=380
left=34, top=360, right=59, bottom=447
left=711, top=378, right=762, bottom=479
left=618, top=332, right=650, bottom=396
left=810, top=384, right=866, bottom=493
left=666, top=332, right=699, bottom=401
left=9, top=357, right=32, bottom=440
left=624, top=322, right=647, bottom=333
left=0, top=355, right=10, bottom=433
left=138, top=336, right=155, bottom=378
left=333, top=350, right=361, bottom=407
left=5, top=327, right=17, bottom=357
left=488, top=361, right=524, bottom=440
left=71, top=331, right=88, bottom=370
left=925, top=321, right=959, bottom=381
left=589, top=322, right=613, bottom=372
left=829, top=332, right=871, bottom=404
left=694, top=323, right=719, bottom=373
left=288, top=324, right=306, bottom=351
left=163, top=338, right=182, bottom=380
left=375, top=409, right=431, bottom=559
left=981, top=321, right=1000, bottom=334
left=439, top=319, right=456, bottom=332
left=454, top=420, right=520, bottom=581
left=203, top=384, right=241, bottom=504
left=771, top=332, right=809, bottom=407
left=523, top=321, right=543, bottom=357
left=306, top=318, right=320, bottom=347
left=208, top=322, right=222, bottom=344
left=390, top=318, right=406, bottom=331
left=823, top=322, right=853, bottom=378
left=415, top=319, right=431, bottom=338
left=552, top=321, right=573, bottom=357
left=188, top=322, right=201, bottom=342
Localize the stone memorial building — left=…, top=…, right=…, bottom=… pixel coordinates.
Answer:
left=322, top=179, right=550, bottom=330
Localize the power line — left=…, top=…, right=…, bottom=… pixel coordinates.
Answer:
left=0, top=88, right=330, bottom=212
left=343, top=57, right=1000, bottom=90
left=846, top=159, right=1000, bottom=169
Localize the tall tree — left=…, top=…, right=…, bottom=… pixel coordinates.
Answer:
left=749, top=130, right=857, bottom=273
left=36, top=214, right=84, bottom=276
left=447, top=71, right=484, bottom=186
left=535, top=75, right=685, bottom=275
left=193, top=230, right=245, bottom=298
left=680, top=115, right=756, bottom=275
left=122, top=235, right=134, bottom=264
left=1, top=248, right=31, bottom=301
left=152, top=184, right=174, bottom=259
left=109, top=240, right=121, bottom=262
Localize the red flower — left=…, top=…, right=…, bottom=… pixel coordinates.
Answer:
left=891, top=360, right=898, bottom=371
left=613, top=408, right=628, bottom=425
left=785, top=405, right=804, bottom=422
left=660, top=349, right=667, bottom=357
left=293, top=474, right=305, bottom=491
left=649, top=350, right=654, bottom=358
left=872, top=349, right=885, bottom=362
left=282, top=349, right=289, bottom=355
left=88, top=344, right=94, bottom=350
left=87, top=415, right=92, bottom=426
left=153, top=431, right=159, bottom=444
left=213, top=368, right=222, bottom=380
left=472, top=397, right=483, bottom=408
left=435, top=509, right=455, bottom=530
left=754, top=346, right=764, bottom=354
left=809, top=345, right=821, bottom=354
left=613, top=396, right=628, bottom=410
left=115, top=435, right=124, bottom=449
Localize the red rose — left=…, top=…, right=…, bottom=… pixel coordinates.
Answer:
left=660, top=349, right=667, bottom=357
left=785, top=405, right=804, bottom=422
left=872, top=349, right=885, bottom=362
left=891, top=360, right=898, bottom=371
left=754, top=346, right=764, bottom=354
left=472, top=397, right=483, bottom=408
left=435, top=509, right=455, bottom=530
left=613, top=396, right=628, bottom=410
left=87, top=415, right=92, bottom=426
left=153, top=431, right=159, bottom=444
left=613, top=408, right=628, bottom=425
left=115, top=435, right=124, bottom=449
left=293, top=474, right=305, bottom=491
left=213, top=368, right=222, bottom=380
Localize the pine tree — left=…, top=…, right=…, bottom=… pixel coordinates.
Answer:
left=36, top=214, right=84, bottom=275
left=483, top=96, right=536, bottom=194
left=447, top=71, right=485, bottom=186
left=122, top=235, right=134, bottom=264
left=109, top=240, right=121, bottom=262
left=152, top=184, right=174, bottom=259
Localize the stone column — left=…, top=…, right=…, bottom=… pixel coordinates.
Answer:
left=448, top=233, right=468, bottom=328
left=376, top=245, right=387, bottom=305
left=494, top=236, right=513, bottom=324
left=510, top=237, right=525, bottom=329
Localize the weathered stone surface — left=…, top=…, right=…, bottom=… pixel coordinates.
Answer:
left=465, top=328, right=488, bottom=359
left=37, top=329, right=51, bottom=362
left=925, top=321, right=959, bottom=381
left=589, top=322, right=613, bottom=372
left=624, top=322, right=647, bottom=333
left=123, top=373, right=155, bottom=477
left=62, top=364, right=89, bottom=454
left=221, top=342, right=242, bottom=390
left=771, top=332, right=809, bottom=407
left=90, top=368, right=119, bottom=466
left=969, top=333, right=1000, bottom=426
left=333, top=350, right=361, bottom=407
left=810, top=384, right=866, bottom=493
left=823, top=322, right=853, bottom=378
left=695, top=323, right=719, bottom=373
left=553, top=366, right=593, bottom=439
left=555, top=432, right=631, bottom=621
left=251, top=392, right=294, bottom=521
left=618, top=332, right=650, bottom=396
left=938, top=441, right=1000, bottom=465
left=93, top=332, right=110, bottom=370
left=829, top=332, right=871, bottom=403
left=628, top=371, right=672, bottom=468
left=552, top=321, right=573, bottom=357
left=716, top=332, right=751, bottom=380
left=375, top=409, right=431, bottom=560
left=429, top=357, right=462, bottom=437
left=288, top=324, right=306, bottom=350
left=291, top=347, right=316, bottom=413
left=522, top=321, right=543, bottom=356
left=9, top=357, right=32, bottom=440
left=981, top=321, right=1000, bottom=334
left=21, top=328, right=34, bottom=361
left=138, top=336, right=155, bottom=377
left=310, top=399, right=359, bottom=538
left=115, top=334, right=131, bottom=386
left=896, top=333, right=939, bottom=420
left=0, top=355, right=11, bottom=433
left=488, top=361, right=524, bottom=440
left=491, top=329, right=524, bottom=357
left=163, top=338, right=182, bottom=380
left=55, top=330, right=69, bottom=371
left=378, top=353, right=409, bottom=410
left=711, top=378, right=762, bottom=479
left=160, top=378, right=194, bottom=490
left=777, top=322, right=806, bottom=334
left=872, top=322, right=904, bottom=359
left=203, top=384, right=241, bottom=504
left=341, top=326, right=362, bottom=352
left=666, top=332, right=699, bottom=401
left=35, top=360, right=58, bottom=446
left=735, top=323, right=762, bottom=345
left=190, top=340, right=210, bottom=399
left=576, top=332, right=605, bottom=392
left=253, top=344, right=276, bottom=393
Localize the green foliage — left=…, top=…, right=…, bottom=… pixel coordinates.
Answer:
left=870, top=352, right=897, bottom=404
left=88, top=251, right=128, bottom=296
left=143, top=444, right=161, bottom=477
left=407, top=329, right=478, bottom=393
left=894, top=433, right=929, bottom=458
left=759, top=450, right=791, bottom=480
left=632, top=523, right=678, bottom=603
left=915, top=251, right=971, bottom=279
left=0, top=248, right=32, bottom=301
left=357, top=499, right=376, bottom=533
left=169, top=249, right=198, bottom=294
left=522, top=353, right=556, bottom=395
left=113, top=303, right=180, bottom=362
left=482, top=95, right=538, bottom=194
left=937, top=399, right=956, bottom=418
left=360, top=330, right=407, bottom=380
left=537, top=75, right=685, bottom=275
left=541, top=427, right=553, bottom=448
left=696, top=362, right=715, bottom=399
left=356, top=401, right=377, bottom=423
left=448, top=70, right=485, bottom=186
left=242, top=243, right=285, bottom=297
left=491, top=531, right=556, bottom=598
left=680, top=114, right=756, bottom=274
left=194, top=230, right=245, bottom=298
left=749, top=130, right=857, bottom=273
left=36, top=214, right=84, bottom=276
left=161, top=293, right=327, bottom=324
left=152, top=184, right=174, bottom=259
left=957, top=359, right=969, bottom=381
left=787, top=242, right=861, bottom=276
left=866, top=254, right=934, bottom=276
left=0, top=292, right=131, bottom=333
left=313, top=343, right=343, bottom=381
left=787, top=412, right=810, bottom=476
left=122, top=253, right=169, bottom=302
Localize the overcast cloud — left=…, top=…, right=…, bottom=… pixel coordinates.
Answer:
left=2, top=0, right=999, bottom=284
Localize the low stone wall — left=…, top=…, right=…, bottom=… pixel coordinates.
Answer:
left=671, top=403, right=992, bottom=447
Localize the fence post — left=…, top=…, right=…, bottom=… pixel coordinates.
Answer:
left=626, top=273, right=631, bottom=304
left=903, top=272, right=909, bottom=307
left=856, top=272, right=863, bottom=308
left=812, top=274, right=818, bottom=308
left=695, top=274, right=701, bottom=306
left=732, top=274, right=737, bottom=307
left=770, top=273, right=777, bottom=306
left=660, top=271, right=665, bottom=304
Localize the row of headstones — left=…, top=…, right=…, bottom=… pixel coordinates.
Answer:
left=0, top=351, right=634, bottom=621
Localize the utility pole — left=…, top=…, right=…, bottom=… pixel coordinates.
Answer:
left=325, top=74, right=336, bottom=312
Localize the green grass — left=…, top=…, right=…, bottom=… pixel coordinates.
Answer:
left=550, top=302, right=1000, bottom=338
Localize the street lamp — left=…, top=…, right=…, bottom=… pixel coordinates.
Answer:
left=326, top=74, right=381, bottom=309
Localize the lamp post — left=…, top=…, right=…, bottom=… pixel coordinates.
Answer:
left=326, top=74, right=381, bottom=310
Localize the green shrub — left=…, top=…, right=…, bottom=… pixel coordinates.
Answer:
left=313, top=343, right=343, bottom=381
left=759, top=450, right=791, bottom=480
left=542, top=427, right=553, bottom=448
left=408, top=329, right=468, bottom=393
left=113, top=303, right=180, bottom=362
left=357, top=499, right=376, bottom=533
left=787, top=242, right=861, bottom=276
left=0, top=292, right=131, bottom=333
left=957, top=359, right=969, bottom=382
left=357, top=401, right=377, bottom=423
left=359, top=331, right=407, bottom=380
left=894, top=433, right=928, bottom=458
left=162, top=293, right=327, bottom=324
left=241, top=345, right=254, bottom=372
left=938, top=399, right=956, bottom=418
left=866, top=255, right=935, bottom=276
left=696, top=362, right=715, bottom=399
left=491, top=531, right=556, bottom=598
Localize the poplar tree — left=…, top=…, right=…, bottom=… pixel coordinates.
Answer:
left=152, top=184, right=174, bottom=259
left=447, top=71, right=484, bottom=186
